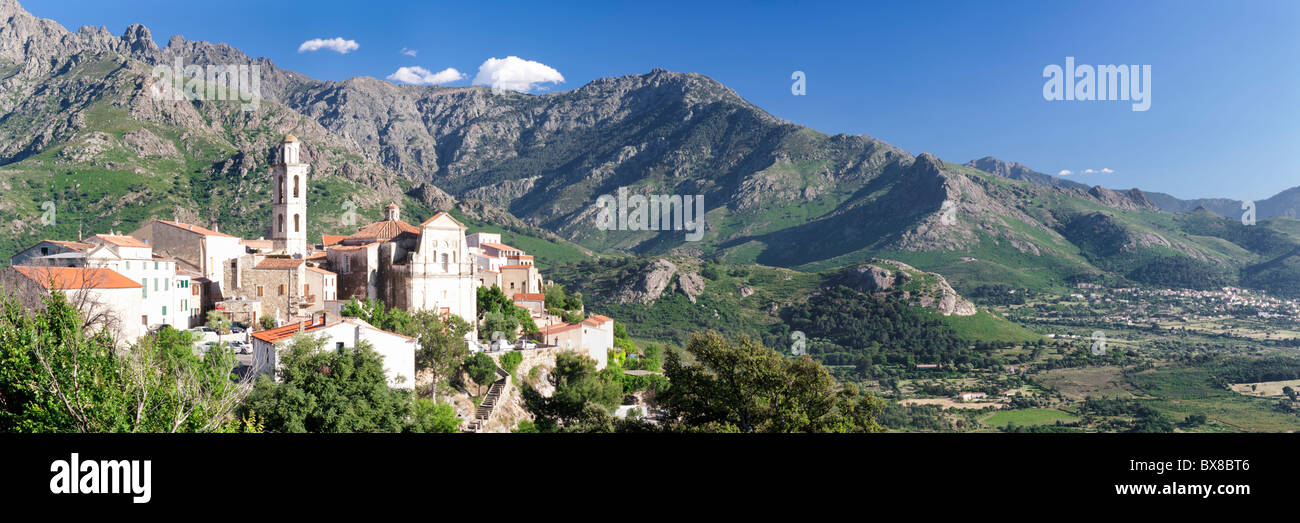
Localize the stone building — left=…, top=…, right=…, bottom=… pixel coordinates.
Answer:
left=325, top=204, right=476, bottom=324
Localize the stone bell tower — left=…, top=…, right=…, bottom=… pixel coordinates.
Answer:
left=271, top=135, right=308, bottom=257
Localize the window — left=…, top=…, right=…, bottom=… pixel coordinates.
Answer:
left=154, top=279, right=159, bottom=292
left=141, top=278, right=148, bottom=298
left=181, top=300, right=187, bottom=312
left=305, top=284, right=310, bottom=296
left=256, top=286, right=264, bottom=297
left=40, top=247, right=48, bottom=255
left=192, top=285, right=200, bottom=296
left=162, top=306, right=167, bottom=316
left=293, top=175, right=300, bottom=198
left=125, top=261, right=130, bottom=270
left=164, top=279, right=169, bottom=291
left=336, top=342, right=345, bottom=352
left=294, top=214, right=300, bottom=233
left=154, top=261, right=159, bottom=270
left=278, top=176, right=285, bottom=202
left=141, top=316, right=147, bottom=325
left=279, top=284, right=286, bottom=296
left=278, top=214, right=284, bottom=233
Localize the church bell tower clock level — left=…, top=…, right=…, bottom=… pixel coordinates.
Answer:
left=271, top=135, right=308, bottom=257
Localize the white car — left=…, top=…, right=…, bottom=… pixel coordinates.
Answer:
left=516, top=340, right=537, bottom=350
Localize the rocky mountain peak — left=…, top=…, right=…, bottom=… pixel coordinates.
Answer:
left=913, top=152, right=945, bottom=177
left=121, top=23, right=156, bottom=54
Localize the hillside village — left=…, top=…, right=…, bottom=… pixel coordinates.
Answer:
left=1, top=136, right=621, bottom=431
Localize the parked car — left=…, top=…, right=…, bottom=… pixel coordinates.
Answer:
left=516, top=340, right=537, bottom=350
left=230, top=325, right=246, bottom=334
left=229, top=341, right=252, bottom=354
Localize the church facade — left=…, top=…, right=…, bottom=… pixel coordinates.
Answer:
left=326, top=203, right=478, bottom=325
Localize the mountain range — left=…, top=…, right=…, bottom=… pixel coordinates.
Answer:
left=0, top=0, right=1297, bottom=298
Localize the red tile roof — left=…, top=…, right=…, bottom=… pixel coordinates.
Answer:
left=345, top=219, right=420, bottom=243
left=240, top=239, right=274, bottom=249
left=11, top=266, right=141, bottom=290
left=255, top=258, right=306, bottom=270
left=92, top=234, right=151, bottom=248
left=328, top=242, right=376, bottom=252
left=157, top=219, right=236, bottom=238
left=251, top=319, right=339, bottom=344
left=513, top=293, right=545, bottom=301
left=500, top=264, right=533, bottom=270
left=585, top=314, right=614, bottom=325
left=306, top=266, right=336, bottom=275
left=321, top=234, right=347, bottom=247
left=538, top=322, right=583, bottom=336
left=481, top=242, right=520, bottom=252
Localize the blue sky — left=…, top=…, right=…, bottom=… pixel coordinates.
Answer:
left=23, top=0, right=1300, bottom=200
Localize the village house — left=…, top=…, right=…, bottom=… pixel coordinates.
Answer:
left=251, top=311, right=417, bottom=389
left=535, top=314, right=614, bottom=369
left=1, top=265, right=146, bottom=344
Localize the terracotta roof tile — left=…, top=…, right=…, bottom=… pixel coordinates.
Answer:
left=345, top=219, right=420, bottom=243
left=92, top=234, right=151, bottom=248
left=254, top=258, right=306, bottom=270
left=512, top=293, right=545, bottom=301
left=157, top=220, right=236, bottom=238
left=12, top=266, right=141, bottom=290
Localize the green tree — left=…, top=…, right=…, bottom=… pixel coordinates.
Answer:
left=0, top=293, right=249, bottom=432
left=206, top=310, right=231, bottom=334
left=340, top=297, right=412, bottom=334
left=408, top=398, right=461, bottom=433
left=409, top=310, right=473, bottom=398
left=464, top=352, right=499, bottom=396
left=500, top=350, right=523, bottom=378
left=259, top=314, right=277, bottom=330
left=240, top=334, right=412, bottom=432
left=520, top=352, right=624, bottom=432
left=659, top=331, right=885, bottom=433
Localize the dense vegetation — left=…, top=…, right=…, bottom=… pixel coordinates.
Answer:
left=776, top=286, right=998, bottom=372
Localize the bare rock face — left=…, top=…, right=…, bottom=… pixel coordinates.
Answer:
left=834, top=259, right=977, bottom=317
left=614, top=258, right=677, bottom=304
left=841, top=264, right=896, bottom=292
left=739, top=285, right=754, bottom=298
left=675, top=272, right=705, bottom=303
left=409, top=182, right=456, bottom=212
left=122, top=128, right=179, bottom=158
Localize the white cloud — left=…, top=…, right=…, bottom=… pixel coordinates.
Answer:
left=1084, top=169, right=1096, bottom=174
left=1101, top=168, right=1115, bottom=173
left=298, top=38, right=360, bottom=54
left=401, top=47, right=418, bottom=57
left=1058, top=169, right=1073, bottom=176
left=472, top=56, right=564, bottom=92
left=387, top=66, right=465, bottom=85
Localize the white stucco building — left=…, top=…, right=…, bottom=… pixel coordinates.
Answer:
left=251, top=312, right=418, bottom=389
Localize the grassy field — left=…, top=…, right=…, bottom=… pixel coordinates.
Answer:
left=1128, top=367, right=1300, bottom=433
left=1036, top=366, right=1140, bottom=400
left=931, top=310, right=1043, bottom=344
left=981, top=408, right=1079, bottom=427
left=1230, top=379, right=1300, bottom=398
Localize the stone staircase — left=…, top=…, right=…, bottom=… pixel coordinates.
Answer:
left=463, top=366, right=509, bottom=433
